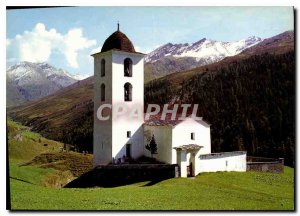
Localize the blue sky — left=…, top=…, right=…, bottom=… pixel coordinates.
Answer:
left=6, top=6, right=294, bottom=77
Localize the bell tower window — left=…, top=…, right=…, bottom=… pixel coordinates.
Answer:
left=101, top=83, right=105, bottom=101
left=101, top=59, right=105, bottom=77
left=124, top=82, right=132, bottom=101
left=124, top=58, right=133, bottom=77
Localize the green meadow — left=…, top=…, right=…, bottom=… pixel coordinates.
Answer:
left=8, top=119, right=294, bottom=210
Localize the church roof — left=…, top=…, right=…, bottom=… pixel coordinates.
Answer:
left=144, top=113, right=211, bottom=127
left=144, top=116, right=182, bottom=126
left=101, top=30, right=136, bottom=53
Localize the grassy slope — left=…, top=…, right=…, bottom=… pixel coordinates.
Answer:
left=8, top=118, right=64, bottom=162
left=8, top=119, right=294, bottom=210
left=10, top=167, right=294, bottom=210
left=8, top=119, right=92, bottom=188
left=8, top=118, right=65, bottom=188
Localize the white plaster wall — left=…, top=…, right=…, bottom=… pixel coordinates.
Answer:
left=196, top=153, right=247, bottom=174
left=143, top=125, right=172, bottom=163
left=111, top=51, right=145, bottom=160
left=194, top=150, right=202, bottom=176
left=171, top=118, right=211, bottom=164
left=112, top=121, right=144, bottom=160
left=93, top=52, right=113, bottom=166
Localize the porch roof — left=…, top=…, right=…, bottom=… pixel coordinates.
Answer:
left=173, top=144, right=203, bottom=151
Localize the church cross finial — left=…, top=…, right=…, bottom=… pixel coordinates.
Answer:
left=117, top=21, right=120, bottom=31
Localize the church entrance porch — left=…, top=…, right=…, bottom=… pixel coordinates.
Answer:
left=174, top=144, right=202, bottom=177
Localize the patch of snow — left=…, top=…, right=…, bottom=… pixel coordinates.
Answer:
left=145, top=36, right=262, bottom=63
left=72, top=74, right=90, bottom=80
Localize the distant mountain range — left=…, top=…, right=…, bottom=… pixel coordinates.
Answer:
left=144, top=36, right=262, bottom=81
left=6, top=62, right=84, bottom=107
left=145, top=36, right=262, bottom=63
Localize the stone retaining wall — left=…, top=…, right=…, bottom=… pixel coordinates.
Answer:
left=200, top=151, right=246, bottom=159
left=246, top=157, right=284, bottom=173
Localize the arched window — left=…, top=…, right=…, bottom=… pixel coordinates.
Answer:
left=101, top=59, right=105, bottom=77
left=124, top=58, right=133, bottom=77
left=101, top=83, right=105, bottom=101
left=124, top=82, right=132, bottom=101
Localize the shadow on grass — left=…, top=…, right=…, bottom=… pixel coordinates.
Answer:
left=141, top=179, right=164, bottom=187
left=10, top=177, right=34, bottom=185
left=64, top=165, right=176, bottom=188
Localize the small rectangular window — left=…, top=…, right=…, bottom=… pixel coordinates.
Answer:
left=101, top=59, right=105, bottom=77
left=127, top=131, right=131, bottom=138
left=126, top=144, right=131, bottom=158
left=191, top=132, right=195, bottom=140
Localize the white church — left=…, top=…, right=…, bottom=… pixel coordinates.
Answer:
left=92, top=26, right=246, bottom=177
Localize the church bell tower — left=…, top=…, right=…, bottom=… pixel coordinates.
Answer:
left=92, top=25, right=145, bottom=166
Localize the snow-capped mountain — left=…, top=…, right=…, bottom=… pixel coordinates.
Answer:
left=145, top=36, right=262, bottom=63
left=7, top=62, right=80, bottom=107
left=7, top=61, right=81, bottom=85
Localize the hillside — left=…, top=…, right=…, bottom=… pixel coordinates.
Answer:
left=7, top=31, right=295, bottom=161
left=8, top=77, right=94, bottom=152
left=144, top=56, right=207, bottom=82
left=8, top=118, right=64, bottom=162
left=8, top=119, right=93, bottom=188
left=241, top=30, right=294, bottom=56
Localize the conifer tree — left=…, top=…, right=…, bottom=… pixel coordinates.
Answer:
left=146, top=134, right=158, bottom=158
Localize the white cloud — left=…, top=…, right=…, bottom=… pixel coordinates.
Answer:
left=61, top=28, right=96, bottom=68
left=6, top=23, right=96, bottom=68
